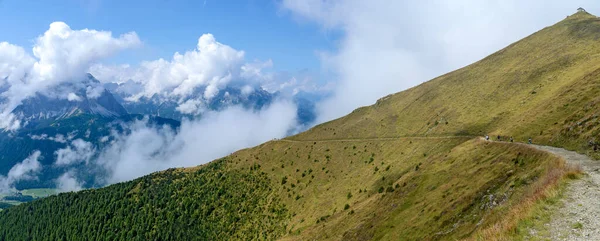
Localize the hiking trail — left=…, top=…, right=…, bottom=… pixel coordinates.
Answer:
left=530, top=145, right=600, bottom=240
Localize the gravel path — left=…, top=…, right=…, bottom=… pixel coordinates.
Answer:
left=530, top=145, right=600, bottom=240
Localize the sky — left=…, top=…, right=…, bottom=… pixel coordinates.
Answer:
left=1, top=0, right=600, bottom=191
left=0, top=0, right=333, bottom=72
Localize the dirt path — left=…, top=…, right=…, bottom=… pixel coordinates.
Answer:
left=530, top=145, right=600, bottom=240
left=279, top=135, right=475, bottom=143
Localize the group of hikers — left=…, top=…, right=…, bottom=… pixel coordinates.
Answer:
left=485, top=134, right=532, bottom=144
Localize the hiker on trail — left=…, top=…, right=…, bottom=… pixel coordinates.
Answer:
left=485, top=135, right=489, bottom=141
left=528, top=138, right=532, bottom=144
left=510, top=137, right=514, bottom=143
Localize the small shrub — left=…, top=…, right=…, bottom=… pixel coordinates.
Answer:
left=344, top=204, right=350, bottom=210
left=316, top=215, right=330, bottom=224
left=378, top=187, right=384, bottom=193
left=347, top=192, right=353, bottom=199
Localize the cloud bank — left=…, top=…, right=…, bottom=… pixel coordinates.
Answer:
left=53, top=101, right=297, bottom=185
left=54, top=139, right=95, bottom=166
left=56, top=171, right=83, bottom=192
left=0, top=151, right=42, bottom=192
left=282, top=0, right=600, bottom=122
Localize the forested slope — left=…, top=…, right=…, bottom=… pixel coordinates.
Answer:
left=0, top=160, right=287, bottom=240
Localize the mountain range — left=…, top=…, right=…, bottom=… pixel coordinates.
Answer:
left=0, top=73, right=318, bottom=190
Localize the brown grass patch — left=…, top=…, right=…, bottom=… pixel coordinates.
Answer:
left=467, top=158, right=582, bottom=240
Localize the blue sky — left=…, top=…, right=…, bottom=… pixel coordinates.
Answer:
left=0, top=0, right=334, bottom=73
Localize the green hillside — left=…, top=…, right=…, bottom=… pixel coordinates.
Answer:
left=0, top=11, right=597, bottom=241
left=293, top=11, right=600, bottom=157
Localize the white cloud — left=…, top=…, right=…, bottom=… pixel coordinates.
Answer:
left=282, top=0, right=600, bottom=122
left=52, top=134, right=67, bottom=143
left=54, top=139, right=95, bottom=166
left=92, top=34, right=245, bottom=101
left=241, top=85, right=254, bottom=96
left=67, top=92, right=82, bottom=101
left=0, top=42, right=35, bottom=85
left=241, top=59, right=274, bottom=81
left=31, top=22, right=140, bottom=83
left=86, top=85, right=104, bottom=99
left=88, top=64, right=136, bottom=84
left=0, top=112, right=21, bottom=131
left=0, top=151, right=42, bottom=193
left=7, top=151, right=42, bottom=181
left=176, top=98, right=206, bottom=115
left=29, top=134, right=49, bottom=140
left=32, top=134, right=69, bottom=143
left=0, top=22, right=141, bottom=130
left=56, top=171, right=83, bottom=192
left=96, top=100, right=297, bottom=184
left=99, top=136, right=109, bottom=143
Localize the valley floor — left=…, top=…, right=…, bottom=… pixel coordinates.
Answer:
left=529, top=145, right=600, bottom=240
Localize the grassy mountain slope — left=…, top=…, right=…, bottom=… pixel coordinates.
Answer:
left=294, top=12, right=600, bottom=156
left=230, top=138, right=565, bottom=240
left=0, top=11, right=597, bottom=241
